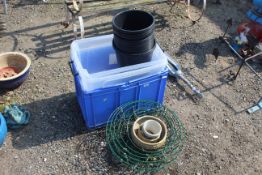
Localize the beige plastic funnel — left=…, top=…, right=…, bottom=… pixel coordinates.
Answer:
left=131, top=115, right=167, bottom=150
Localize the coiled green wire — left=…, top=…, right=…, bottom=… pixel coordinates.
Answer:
left=106, top=101, right=187, bottom=173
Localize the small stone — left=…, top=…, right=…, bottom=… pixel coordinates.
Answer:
left=224, top=119, right=229, bottom=124
left=197, top=125, right=203, bottom=129
left=43, top=158, right=47, bottom=162
left=7, top=91, right=14, bottom=95
left=213, top=135, right=219, bottom=139
left=100, top=142, right=106, bottom=147
left=178, top=92, right=185, bottom=100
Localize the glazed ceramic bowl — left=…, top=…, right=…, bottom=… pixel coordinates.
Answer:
left=0, top=52, right=31, bottom=89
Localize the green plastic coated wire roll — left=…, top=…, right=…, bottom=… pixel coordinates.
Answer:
left=106, top=100, right=187, bottom=173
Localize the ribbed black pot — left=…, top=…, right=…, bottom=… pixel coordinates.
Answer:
left=113, top=34, right=155, bottom=54
left=113, top=41, right=156, bottom=66
left=112, top=10, right=156, bottom=66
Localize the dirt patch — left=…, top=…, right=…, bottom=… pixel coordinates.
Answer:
left=0, top=0, right=262, bottom=174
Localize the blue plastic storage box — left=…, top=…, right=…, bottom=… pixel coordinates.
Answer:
left=70, top=35, right=168, bottom=129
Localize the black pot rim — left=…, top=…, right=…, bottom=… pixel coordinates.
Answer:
left=112, top=10, right=155, bottom=34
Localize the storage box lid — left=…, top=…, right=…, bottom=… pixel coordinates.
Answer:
left=70, top=34, right=167, bottom=92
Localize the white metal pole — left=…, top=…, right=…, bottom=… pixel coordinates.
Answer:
left=3, top=0, right=7, bottom=14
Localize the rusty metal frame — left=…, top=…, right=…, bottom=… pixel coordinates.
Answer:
left=220, top=36, right=262, bottom=81
left=63, top=0, right=206, bottom=39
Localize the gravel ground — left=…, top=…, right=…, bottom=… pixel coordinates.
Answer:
left=0, top=0, right=262, bottom=174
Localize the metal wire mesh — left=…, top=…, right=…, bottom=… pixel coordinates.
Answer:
left=106, top=100, right=187, bottom=173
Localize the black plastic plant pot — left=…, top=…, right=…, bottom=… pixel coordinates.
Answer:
left=112, top=10, right=155, bottom=40
left=113, top=41, right=156, bottom=66
left=112, top=10, right=156, bottom=66
left=113, top=34, right=155, bottom=54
